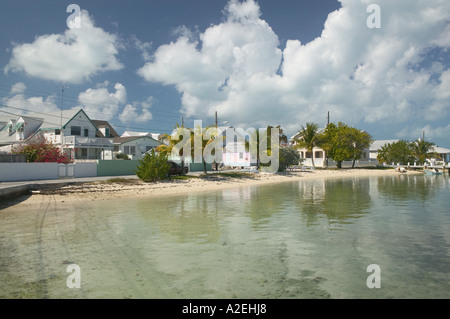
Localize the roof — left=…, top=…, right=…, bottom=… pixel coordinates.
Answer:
left=370, top=140, right=399, bottom=151
left=121, top=131, right=151, bottom=137
left=21, top=109, right=95, bottom=130
left=434, top=146, right=450, bottom=154
left=113, top=136, right=161, bottom=145
left=91, top=120, right=120, bottom=138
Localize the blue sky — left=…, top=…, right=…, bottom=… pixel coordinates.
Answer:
left=1, top=0, right=449, bottom=147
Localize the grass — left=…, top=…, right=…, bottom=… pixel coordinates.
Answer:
left=169, top=175, right=200, bottom=181
left=100, top=178, right=139, bottom=184
left=202, top=172, right=255, bottom=179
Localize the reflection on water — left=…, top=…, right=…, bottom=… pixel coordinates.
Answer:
left=0, top=175, right=449, bottom=299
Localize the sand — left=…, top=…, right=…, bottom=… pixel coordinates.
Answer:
left=8, top=168, right=424, bottom=207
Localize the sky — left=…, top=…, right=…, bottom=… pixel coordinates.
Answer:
left=1, top=0, right=449, bottom=147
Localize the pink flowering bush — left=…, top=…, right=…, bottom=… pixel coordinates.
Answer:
left=12, top=136, right=73, bottom=164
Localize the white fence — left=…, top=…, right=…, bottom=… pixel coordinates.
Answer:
left=0, top=162, right=97, bottom=182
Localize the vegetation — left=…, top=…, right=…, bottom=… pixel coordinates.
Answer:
left=12, top=136, right=72, bottom=164
left=376, top=140, right=416, bottom=165
left=294, top=123, right=320, bottom=168
left=156, top=123, right=190, bottom=174
left=319, top=122, right=373, bottom=169
left=376, top=139, right=439, bottom=165
left=135, top=149, right=171, bottom=182
left=115, top=153, right=130, bottom=160
left=100, top=178, right=138, bottom=184
left=409, top=139, right=437, bottom=165
left=278, top=147, right=302, bottom=172
left=191, top=124, right=222, bottom=174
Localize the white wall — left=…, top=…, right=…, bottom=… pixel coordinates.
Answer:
left=0, top=162, right=97, bottom=182
left=0, top=163, right=59, bottom=182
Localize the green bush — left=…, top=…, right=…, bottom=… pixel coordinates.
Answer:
left=116, top=153, right=130, bottom=160
left=278, top=147, right=302, bottom=172
left=135, top=149, right=171, bottom=182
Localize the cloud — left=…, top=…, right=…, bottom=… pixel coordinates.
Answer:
left=1, top=82, right=59, bottom=115
left=119, top=97, right=154, bottom=123
left=76, top=82, right=154, bottom=123
left=77, top=82, right=126, bottom=121
left=4, top=10, right=123, bottom=84
left=137, top=0, right=450, bottom=139
left=10, top=82, right=26, bottom=95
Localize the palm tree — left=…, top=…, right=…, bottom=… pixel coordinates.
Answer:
left=156, top=123, right=190, bottom=174
left=190, top=124, right=222, bottom=174
left=295, top=123, right=320, bottom=168
left=410, top=139, right=438, bottom=165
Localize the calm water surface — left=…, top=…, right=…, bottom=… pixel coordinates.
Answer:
left=1, top=174, right=449, bottom=298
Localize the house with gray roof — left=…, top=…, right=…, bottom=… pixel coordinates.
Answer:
left=0, top=109, right=114, bottom=160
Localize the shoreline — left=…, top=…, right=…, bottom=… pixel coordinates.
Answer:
left=4, top=168, right=424, bottom=208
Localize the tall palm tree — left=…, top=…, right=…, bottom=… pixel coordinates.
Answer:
left=409, top=139, right=438, bottom=165
left=190, top=124, right=222, bottom=174
left=295, top=123, right=320, bottom=168
left=156, top=123, right=190, bottom=174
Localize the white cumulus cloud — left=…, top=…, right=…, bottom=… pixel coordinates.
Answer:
left=4, top=10, right=123, bottom=84
left=119, top=97, right=154, bottom=123
left=137, top=0, right=450, bottom=139
left=1, top=82, right=59, bottom=115
left=77, top=82, right=127, bottom=121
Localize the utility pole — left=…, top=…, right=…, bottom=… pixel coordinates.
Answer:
left=61, top=86, right=69, bottom=156
left=326, top=111, right=330, bottom=127
left=215, top=111, right=218, bottom=170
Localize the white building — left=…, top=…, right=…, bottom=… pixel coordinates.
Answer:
left=113, top=136, right=162, bottom=160
left=290, top=129, right=372, bottom=168
left=0, top=109, right=114, bottom=160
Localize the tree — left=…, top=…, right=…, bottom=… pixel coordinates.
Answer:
left=294, top=123, right=320, bottom=168
left=278, top=147, right=302, bottom=172
left=135, top=149, right=171, bottom=182
left=12, top=136, right=72, bottom=164
left=376, top=140, right=415, bottom=165
left=320, top=122, right=371, bottom=169
left=348, top=129, right=373, bottom=168
left=245, top=125, right=280, bottom=170
left=191, top=124, right=222, bottom=174
left=409, top=139, right=438, bottom=165
left=156, top=123, right=190, bottom=175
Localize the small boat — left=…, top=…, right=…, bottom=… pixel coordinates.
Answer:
left=424, top=169, right=443, bottom=175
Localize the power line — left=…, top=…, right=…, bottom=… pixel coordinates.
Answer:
left=0, top=106, right=203, bottom=134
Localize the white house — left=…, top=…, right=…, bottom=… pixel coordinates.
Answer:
left=370, top=139, right=450, bottom=165
left=0, top=109, right=114, bottom=160
left=113, top=136, right=162, bottom=160
left=289, top=130, right=327, bottom=167
left=290, top=129, right=372, bottom=168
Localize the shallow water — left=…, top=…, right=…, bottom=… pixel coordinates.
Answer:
left=1, top=174, right=449, bottom=298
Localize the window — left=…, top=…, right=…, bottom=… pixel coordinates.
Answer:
left=84, top=129, right=89, bottom=137
left=130, top=146, right=136, bottom=155
left=105, top=127, right=110, bottom=138
left=305, top=152, right=312, bottom=159
left=81, top=149, right=87, bottom=157
left=71, top=126, right=81, bottom=136
left=55, top=129, right=61, bottom=135
left=124, top=145, right=136, bottom=155
left=146, top=146, right=153, bottom=152
left=315, top=151, right=323, bottom=159
left=124, top=146, right=129, bottom=154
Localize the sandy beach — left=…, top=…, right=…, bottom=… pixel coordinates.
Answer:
left=8, top=168, right=424, bottom=207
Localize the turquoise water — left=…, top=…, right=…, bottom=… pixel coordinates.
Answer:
left=1, top=174, right=449, bottom=298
